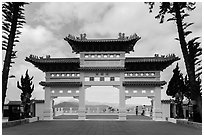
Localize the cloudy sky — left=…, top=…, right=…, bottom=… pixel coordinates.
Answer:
left=3, top=2, right=202, bottom=105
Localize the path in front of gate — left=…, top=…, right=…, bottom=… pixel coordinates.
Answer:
left=2, top=116, right=201, bottom=135
left=53, top=114, right=152, bottom=120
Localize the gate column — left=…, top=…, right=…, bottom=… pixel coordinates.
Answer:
left=152, top=86, right=162, bottom=121
left=78, top=85, right=86, bottom=120
left=119, top=85, right=126, bottom=120
left=43, top=87, right=53, bottom=120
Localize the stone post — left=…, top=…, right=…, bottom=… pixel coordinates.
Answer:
left=61, top=107, right=64, bottom=115
left=97, top=107, right=100, bottom=114
left=78, top=85, right=86, bottom=120
left=70, top=107, right=72, bottom=113
left=152, top=86, right=163, bottom=121
left=88, top=107, right=90, bottom=113
left=43, top=87, right=53, bottom=120
left=119, top=85, right=126, bottom=120
left=54, top=108, right=57, bottom=117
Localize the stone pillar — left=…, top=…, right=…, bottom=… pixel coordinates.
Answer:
left=43, top=87, right=53, bottom=120
left=152, top=87, right=163, bottom=121
left=97, top=107, right=100, bottom=114
left=119, top=85, right=126, bottom=120
left=173, top=103, right=177, bottom=117
left=78, top=86, right=86, bottom=120
left=70, top=107, right=72, bottom=113
left=61, top=107, right=64, bottom=115
left=54, top=108, right=57, bottom=117
left=87, top=107, right=90, bottom=113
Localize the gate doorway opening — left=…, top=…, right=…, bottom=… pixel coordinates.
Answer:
left=85, top=86, right=119, bottom=119
left=126, top=97, right=152, bottom=120
left=53, top=97, right=79, bottom=119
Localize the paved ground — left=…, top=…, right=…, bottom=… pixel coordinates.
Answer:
left=54, top=114, right=152, bottom=120
left=2, top=118, right=201, bottom=135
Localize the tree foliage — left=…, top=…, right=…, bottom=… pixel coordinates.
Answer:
left=17, top=70, right=34, bottom=118
left=166, top=64, right=185, bottom=97
left=166, top=64, right=185, bottom=118
left=145, top=2, right=202, bottom=122
left=2, top=2, right=28, bottom=110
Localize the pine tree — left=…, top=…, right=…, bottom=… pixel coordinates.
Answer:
left=17, top=70, right=34, bottom=118
left=166, top=64, right=185, bottom=118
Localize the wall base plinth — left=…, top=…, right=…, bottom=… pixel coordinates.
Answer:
left=152, top=109, right=163, bottom=121
left=43, top=109, right=53, bottom=120
left=119, top=109, right=126, bottom=121
left=78, top=109, right=86, bottom=120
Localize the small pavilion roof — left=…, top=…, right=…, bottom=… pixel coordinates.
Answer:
left=64, top=33, right=141, bottom=53
left=123, top=81, right=167, bottom=86
left=39, top=81, right=82, bottom=87
left=7, top=101, right=21, bottom=105
left=161, top=99, right=174, bottom=104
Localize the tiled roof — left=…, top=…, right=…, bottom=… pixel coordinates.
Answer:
left=161, top=99, right=174, bottom=104
left=8, top=101, right=21, bottom=105
left=25, top=54, right=179, bottom=71
left=123, top=81, right=166, bottom=86
left=64, top=33, right=141, bottom=53
left=64, top=33, right=141, bottom=43
left=39, top=81, right=82, bottom=87
left=125, top=56, right=179, bottom=63
left=25, top=56, right=79, bottom=64
left=65, top=38, right=140, bottom=43
left=25, top=56, right=179, bottom=64
left=31, top=99, right=45, bottom=103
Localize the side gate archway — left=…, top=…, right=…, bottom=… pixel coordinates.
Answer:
left=26, top=33, right=179, bottom=121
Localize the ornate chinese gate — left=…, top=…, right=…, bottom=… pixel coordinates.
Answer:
left=26, top=33, right=179, bottom=121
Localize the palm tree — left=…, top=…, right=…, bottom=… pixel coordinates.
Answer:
left=146, top=2, right=202, bottom=122
left=2, top=2, right=28, bottom=110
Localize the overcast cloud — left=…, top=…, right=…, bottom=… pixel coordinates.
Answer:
left=4, top=2, right=202, bottom=105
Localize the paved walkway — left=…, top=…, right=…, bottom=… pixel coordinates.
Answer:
left=2, top=119, right=201, bottom=135
left=53, top=114, right=152, bottom=120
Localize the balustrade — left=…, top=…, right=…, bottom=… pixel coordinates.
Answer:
left=50, top=72, right=80, bottom=78
left=125, top=72, right=156, bottom=77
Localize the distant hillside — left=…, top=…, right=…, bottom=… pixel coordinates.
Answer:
left=54, top=101, right=151, bottom=109
left=54, top=101, right=79, bottom=108
left=54, top=101, right=111, bottom=110
left=86, top=104, right=110, bottom=111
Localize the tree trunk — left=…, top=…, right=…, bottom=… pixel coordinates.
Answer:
left=2, top=3, right=20, bottom=111
left=174, top=2, right=202, bottom=122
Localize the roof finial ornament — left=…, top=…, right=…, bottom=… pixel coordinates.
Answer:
left=67, top=34, right=75, bottom=40
left=80, top=34, right=83, bottom=39
left=122, top=33, right=125, bottom=39
left=80, top=33, right=87, bottom=40
left=118, top=32, right=125, bottom=39
left=46, top=55, right=50, bottom=59
left=154, top=53, right=159, bottom=57
left=83, top=33, right=87, bottom=39
left=118, top=32, right=122, bottom=39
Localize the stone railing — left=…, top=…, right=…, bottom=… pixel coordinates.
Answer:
left=124, top=72, right=156, bottom=77
left=49, top=72, right=80, bottom=79
left=84, top=53, right=121, bottom=59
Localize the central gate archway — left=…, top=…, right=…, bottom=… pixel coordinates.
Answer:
left=85, top=86, right=119, bottom=119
